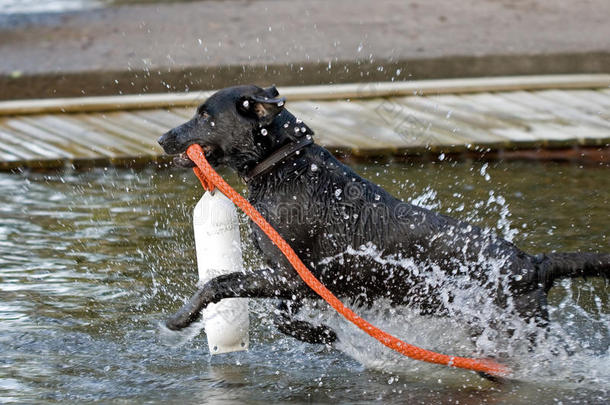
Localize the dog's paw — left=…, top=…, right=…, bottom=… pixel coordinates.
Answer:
left=165, top=309, right=199, bottom=330
left=165, top=316, right=192, bottom=330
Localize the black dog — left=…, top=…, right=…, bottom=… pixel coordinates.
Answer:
left=158, top=85, right=609, bottom=347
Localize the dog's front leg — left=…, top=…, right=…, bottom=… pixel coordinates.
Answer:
left=165, top=268, right=306, bottom=330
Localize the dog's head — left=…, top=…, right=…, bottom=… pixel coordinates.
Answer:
left=158, top=85, right=313, bottom=176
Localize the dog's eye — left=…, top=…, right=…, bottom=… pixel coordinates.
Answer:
left=196, top=105, right=209, bottom=119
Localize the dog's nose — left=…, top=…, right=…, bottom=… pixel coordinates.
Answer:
left=157, top=130, right=181, bottom=154
left=158, top=131, right=171, bottom=147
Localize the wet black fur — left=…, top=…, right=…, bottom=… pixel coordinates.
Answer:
left=158, top=85, right=609, bottom=347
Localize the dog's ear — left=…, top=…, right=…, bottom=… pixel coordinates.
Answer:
left=264, top=85, right=280, bottom=98
left=238, top=95, right=286, bottom=124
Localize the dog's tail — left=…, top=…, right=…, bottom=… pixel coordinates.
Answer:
left=536, top=252, right=610, bottom=290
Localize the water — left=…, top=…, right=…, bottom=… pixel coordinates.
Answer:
left=0, top=160, right=608, bottom=403
left=0, top=0, right=189, bottom=14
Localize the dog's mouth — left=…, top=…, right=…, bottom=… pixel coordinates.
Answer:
left=172, top=144, right=215, bottom=168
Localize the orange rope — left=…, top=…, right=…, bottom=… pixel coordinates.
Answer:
left=186, top=144, right=510, bottom=377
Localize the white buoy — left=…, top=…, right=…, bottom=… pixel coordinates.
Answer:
left=193, top=191, right=249, bottom=354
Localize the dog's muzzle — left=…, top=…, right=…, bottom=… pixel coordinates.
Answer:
left=158, top=131, right=215, bottom=167
left=157, top=130, right=182, bottom=155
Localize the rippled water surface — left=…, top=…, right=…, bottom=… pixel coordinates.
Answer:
left=0, top=160, right=608, bottom=404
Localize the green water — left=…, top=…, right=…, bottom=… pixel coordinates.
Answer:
left=0, top=160, right=608, bottom=403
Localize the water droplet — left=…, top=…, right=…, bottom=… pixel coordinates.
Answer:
left=310, top=163, right=318, bottom=172
left=261, top=128, right=268, bottom=136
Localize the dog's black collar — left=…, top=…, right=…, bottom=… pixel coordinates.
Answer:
left=244, top=136, right=313, bottom=183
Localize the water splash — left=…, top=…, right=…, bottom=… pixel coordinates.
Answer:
left=301, top=215, right=608, bottom=388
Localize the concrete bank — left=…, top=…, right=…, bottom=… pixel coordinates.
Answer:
left=1, top=0, right=609, bottom=100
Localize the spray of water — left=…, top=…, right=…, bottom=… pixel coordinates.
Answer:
left=292, top=183, right=609, bottom=386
